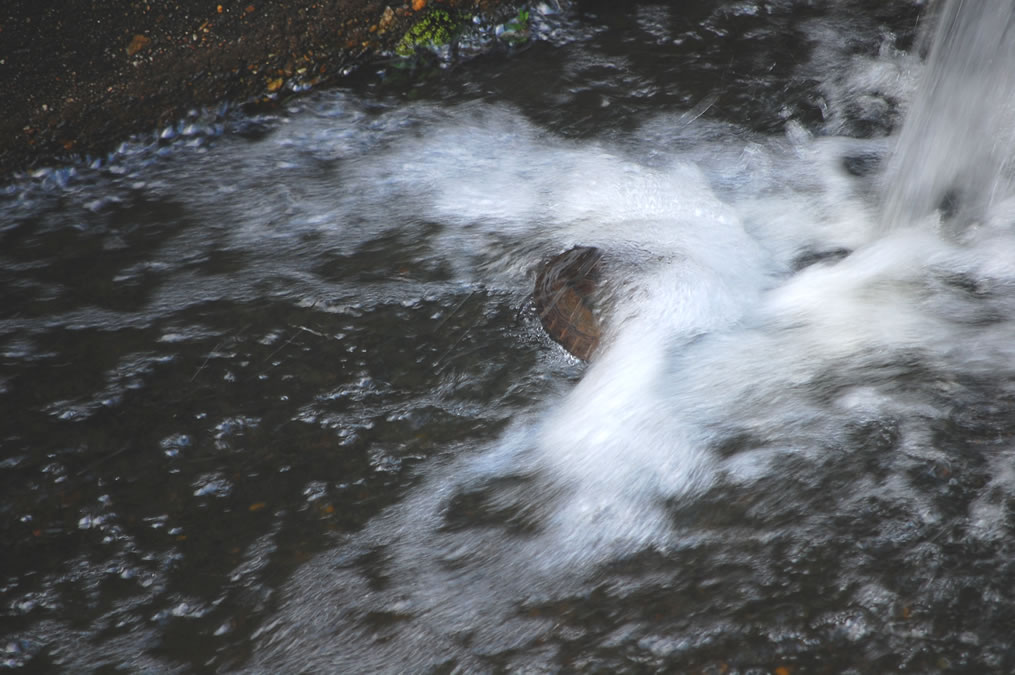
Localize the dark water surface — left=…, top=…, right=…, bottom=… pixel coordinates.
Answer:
left=5, top=1, right=1015, bottom=672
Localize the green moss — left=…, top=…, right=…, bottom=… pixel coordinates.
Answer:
left=396, top=9, right=460, bottom=57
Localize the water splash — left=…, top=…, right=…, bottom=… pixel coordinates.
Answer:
left=247, top=4, right=1015, bottom=669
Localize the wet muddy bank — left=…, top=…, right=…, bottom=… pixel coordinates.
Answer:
left=0, top=0, right=533, bottom=180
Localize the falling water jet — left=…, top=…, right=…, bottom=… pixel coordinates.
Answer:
left=880, top=0, right=1015, bottom=231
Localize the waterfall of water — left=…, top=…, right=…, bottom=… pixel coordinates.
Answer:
left=880, top=0, right=1015, bottom=230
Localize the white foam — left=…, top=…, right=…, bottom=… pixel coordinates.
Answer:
left=247, top=5, right=1015, bottom=665
left=223, top=90, right=1015, bottom=579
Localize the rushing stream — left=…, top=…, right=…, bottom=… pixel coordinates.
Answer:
left=5, top=0, right=1015, bottom=672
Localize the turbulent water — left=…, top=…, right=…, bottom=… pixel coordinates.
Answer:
left=4, top=1, right=1015, bottom=672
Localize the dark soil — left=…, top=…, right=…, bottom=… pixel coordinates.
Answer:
left=0, top=0, right=521, bottom=180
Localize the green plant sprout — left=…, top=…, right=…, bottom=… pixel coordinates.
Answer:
left=500, top=7, right=531, bottom=45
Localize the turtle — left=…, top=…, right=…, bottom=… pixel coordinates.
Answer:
left=532, top=246, right=604, bottom=361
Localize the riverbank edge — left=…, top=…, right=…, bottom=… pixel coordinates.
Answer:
left=0, top=0, right=533, bottom=181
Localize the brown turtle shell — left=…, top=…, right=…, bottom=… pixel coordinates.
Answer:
left=533, top=246, right=603, bottom=360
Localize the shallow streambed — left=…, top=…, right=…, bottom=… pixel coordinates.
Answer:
left=4, top=1, right=1015, bottom=672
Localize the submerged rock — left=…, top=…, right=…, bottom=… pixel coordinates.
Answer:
left=533, top=246, right=603, bottom=361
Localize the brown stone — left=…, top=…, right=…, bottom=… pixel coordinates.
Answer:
left=533, top=246, right=604, bottom=361
left=126, top=34, right=151, bottom=57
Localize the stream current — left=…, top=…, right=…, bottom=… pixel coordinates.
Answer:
left=4, top=1, right=1015, bottom=672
